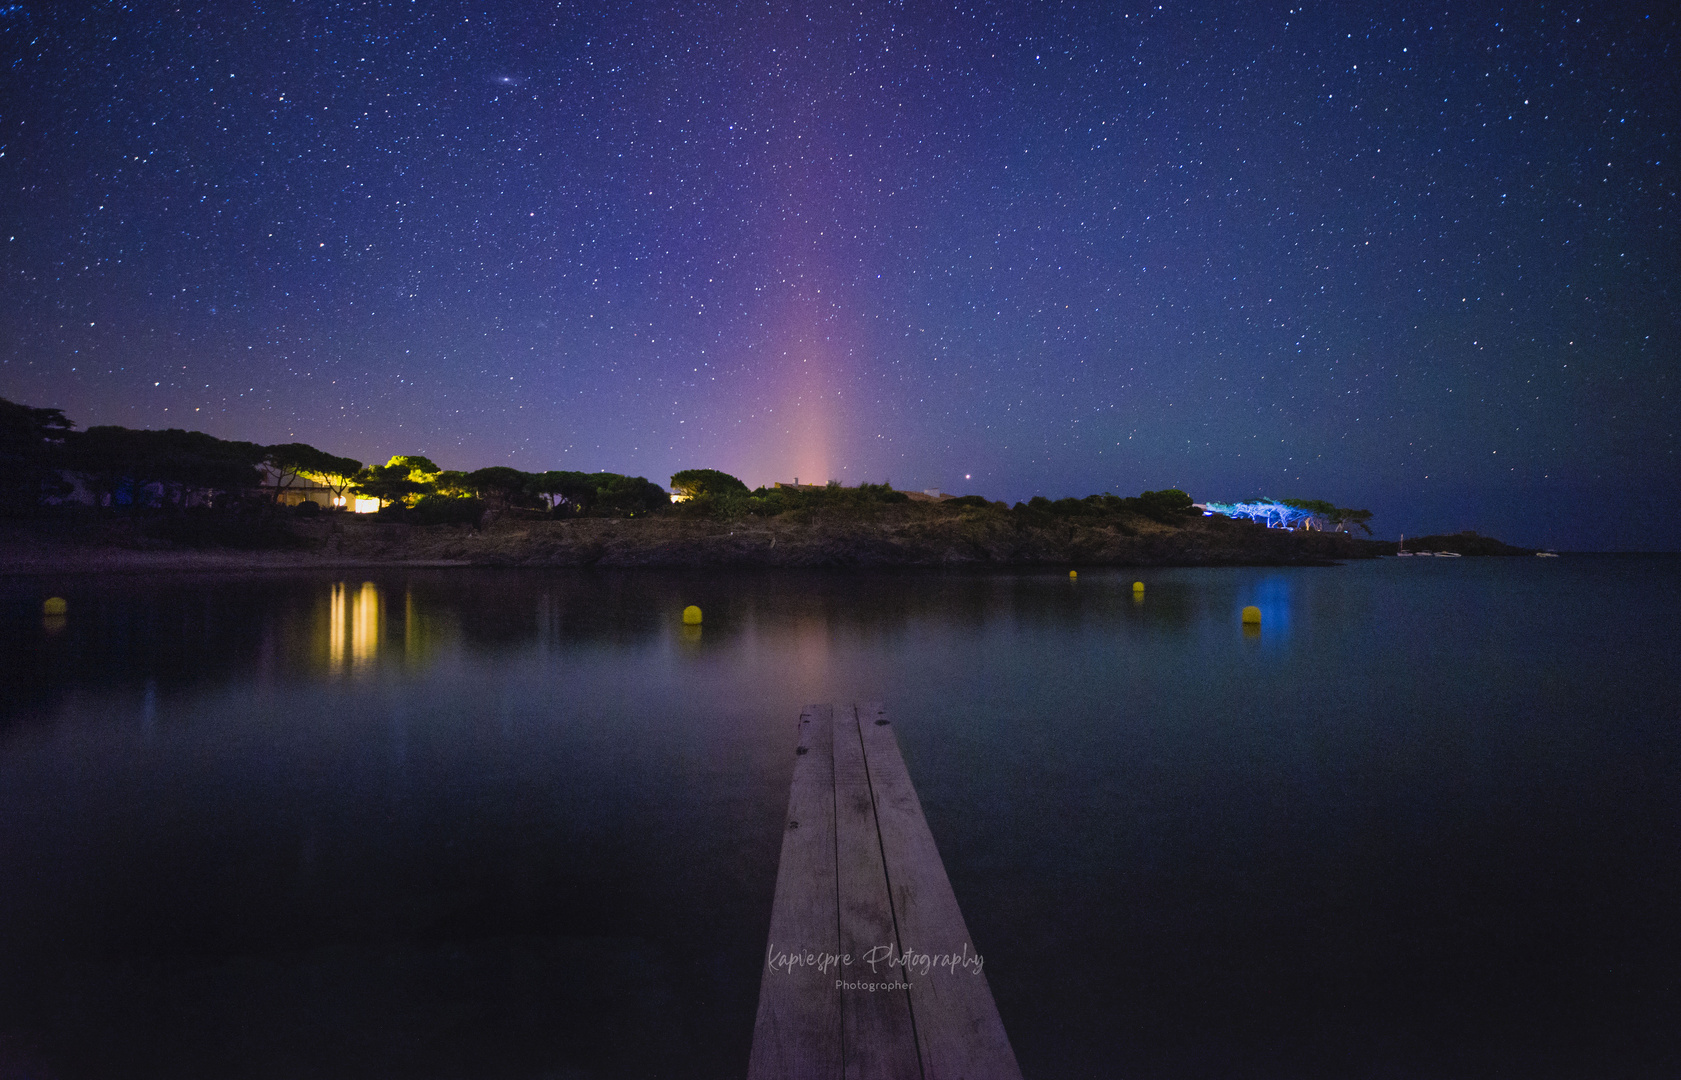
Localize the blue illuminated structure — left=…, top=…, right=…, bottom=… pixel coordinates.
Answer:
left=1201, top=500, right=1319, bottom=530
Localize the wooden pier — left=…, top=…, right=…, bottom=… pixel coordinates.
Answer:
left=747, top=703, right=1023, bottom=1080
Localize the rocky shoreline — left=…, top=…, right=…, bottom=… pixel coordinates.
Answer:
left=0, top=506, right=1515, bottom=573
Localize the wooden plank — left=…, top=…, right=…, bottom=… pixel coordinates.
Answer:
left=857, top=702, right=1024, bottom=1080
left=747, top=705, right=844, bottom=1080
left=833, top=704, right=922, bottom=1079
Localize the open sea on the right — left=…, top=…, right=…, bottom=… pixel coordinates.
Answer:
left=935, top=553, right=1681, bottom=1079
left=3, top=554, right=1678, bottom=1078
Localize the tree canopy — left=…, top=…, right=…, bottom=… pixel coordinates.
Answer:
left=351, top=462, right=428, bottom=508
left=529, top=470, right=593, bottom=511
left=1279, top=498, right=1373, bottom=533
left=387, top=455, right=441, bottom=482
left=1205, top=498, right=1375, bottom=533
left=589, top=472, right=672, bottom=515
left=0, top=395, right=696, bottom=520
left=1015, top=489, right=1194, bottom=521
left=466, top=466, right=538, bottom=509
left=350, top=456, right=447, bottom=508
left=297, top=451, right=364, bottom=500
left=670, top=468, right=749, bottom=499
left=265, top=442, right=363, bottom=499
left=535, top=471, right=588, bottom=512
left=71, top=426, right=267, bottom=509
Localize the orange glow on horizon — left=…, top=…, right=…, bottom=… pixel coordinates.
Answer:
left=739, top=282, right=855, bottom=487
left=721, top=131, right=873, bottom=488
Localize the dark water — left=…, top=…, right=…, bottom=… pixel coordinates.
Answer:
left=2, top=559, right=1678, bottom=1079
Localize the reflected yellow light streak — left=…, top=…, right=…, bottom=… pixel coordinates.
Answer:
left=352, top=582, right=380, bottom=667
left=329, top=583, right=347, bottom=671
left=405, top=589, right=418, bottom=664
left=327, top=581, right=382, bottom=672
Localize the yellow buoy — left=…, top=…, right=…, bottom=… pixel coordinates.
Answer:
left=682, top=605, right=703, bottom=625
left=1241, top=605, right=1262, bottom=625
left=1132, top=581, right=1145, bottom=593
left=1069, top=570, right=1078, bottom=579
left=43, top=596, right=67, bottom=616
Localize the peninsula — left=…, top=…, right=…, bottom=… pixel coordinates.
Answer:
left=0, top=398, right=1533, bottom=571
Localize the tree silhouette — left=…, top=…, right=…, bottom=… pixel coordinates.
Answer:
left=466, top=466, right=536, bottom=510
left=71, top=427, right=266, bottom=510
left=265, top=443, right=363, bottom=503
left=0, top=396, right=75, bottom=510
left=670, top=468, right=748, bottom=499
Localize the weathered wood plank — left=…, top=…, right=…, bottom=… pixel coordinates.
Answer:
left=833, top=704, right=922, bottom=1079
left=747, top=705, right=844, bottom=1080
left=857, top=702, right=1024, bottom=1080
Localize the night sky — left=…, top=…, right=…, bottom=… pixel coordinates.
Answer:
left=2, top=2, right=1675, bottom=549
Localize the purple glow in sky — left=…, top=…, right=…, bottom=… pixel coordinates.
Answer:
left=2, top=2, right=1675, bottom=548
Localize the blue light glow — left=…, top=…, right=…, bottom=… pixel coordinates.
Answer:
left=1202, top=501, right=1319, bottom=530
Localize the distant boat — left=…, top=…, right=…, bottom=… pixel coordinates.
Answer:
left=1396, top=535, right=1462, bottom=558
left=1536, top=551, right=1561, bottom=558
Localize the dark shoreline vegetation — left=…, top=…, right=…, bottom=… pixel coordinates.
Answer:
left=1, top=395, right=1534, bottom=568
left=2, top=504, right=1536, bottom=572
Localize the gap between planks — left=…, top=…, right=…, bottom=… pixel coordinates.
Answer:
left=748, top=703, right=1023, bottom=1080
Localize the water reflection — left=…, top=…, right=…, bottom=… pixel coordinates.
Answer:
left=1250, top=575, right=1293, bottom=632
left=785, top=613, right=835, bottom=687
left=326, top=581, right=380, bottom=671
left=319, top=581, right=457, bottom=675
left=4, top=570, right=1232, bottom=720
left=2, top=560, right=1678, bottom=1078
left=1235, top=574, right=1293, bottom=643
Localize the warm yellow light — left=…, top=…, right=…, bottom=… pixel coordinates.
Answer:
left=329, top=581, right=382, bottom=671
left=352, top=582, right=380, bottom=666
left=329, top=582, right=347, bottom=670
left=353, top=497, right=381, bottom=514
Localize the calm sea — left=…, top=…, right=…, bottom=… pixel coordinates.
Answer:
left=2, top=558, right=1678, bottom=1079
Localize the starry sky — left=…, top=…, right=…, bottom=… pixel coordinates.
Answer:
left=1, top=2, right=1675, bottom=549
